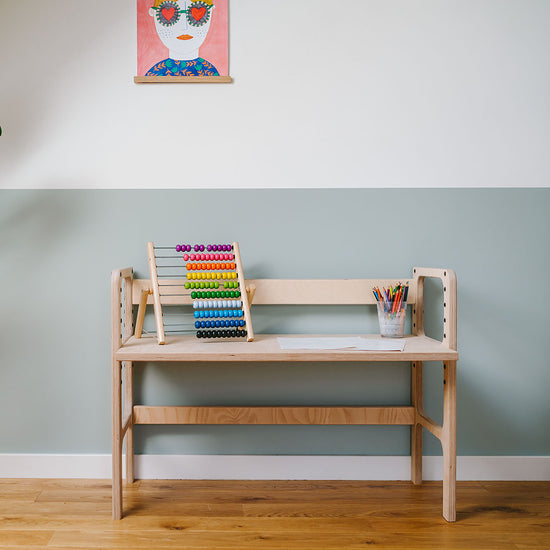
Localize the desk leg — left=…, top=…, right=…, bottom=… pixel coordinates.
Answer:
left=112, top=359, right=123, bottom=520
left=442, top=360, right=457, bottom=522
left=411, top=361, right=423, bottom=485
left=124, top=361, right=135, bottom=484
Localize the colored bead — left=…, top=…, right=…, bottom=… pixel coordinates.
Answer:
left=176, top=245, right=182, bottom=252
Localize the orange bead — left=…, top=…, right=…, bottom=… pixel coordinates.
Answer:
left=202, top=263, right=207, bottom=270
left=230, top=262, right=236, bottom=270
left=215, top=263, right=220, bottom=270
left=186, top=263, right=192, bottom=270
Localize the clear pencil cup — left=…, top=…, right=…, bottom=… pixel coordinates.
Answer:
left=377, top=301, right=407, bottom=338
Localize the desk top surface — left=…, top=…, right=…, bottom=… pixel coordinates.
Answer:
left=115, top=334, right=458, bottom=362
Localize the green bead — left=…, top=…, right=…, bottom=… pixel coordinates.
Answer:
left=185, top=282, right=190, bottom=289
left=191, top=291, right=196, bottom=299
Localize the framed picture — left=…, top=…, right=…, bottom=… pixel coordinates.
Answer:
left=135, top=0, right=231, bottom=83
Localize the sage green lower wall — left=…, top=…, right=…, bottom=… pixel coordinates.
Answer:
left=1, top=189, right=548, bottom=456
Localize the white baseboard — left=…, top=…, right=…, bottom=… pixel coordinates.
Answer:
left=0, top=454, right=548, bottom=481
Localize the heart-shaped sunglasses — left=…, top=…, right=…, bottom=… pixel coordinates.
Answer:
left=153, top=0, right=213, bottom=27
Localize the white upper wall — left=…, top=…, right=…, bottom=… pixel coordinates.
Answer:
left=0, top=0, right=549, bottom=188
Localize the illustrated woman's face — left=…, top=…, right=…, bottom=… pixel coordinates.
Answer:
left=149, top=0, right=214, bottom=57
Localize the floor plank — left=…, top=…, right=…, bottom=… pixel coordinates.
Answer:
left=0, top=480, right=548, bottom=549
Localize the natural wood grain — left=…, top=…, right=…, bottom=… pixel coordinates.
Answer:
left=134, top=75, right=233, bottom=83
left=411, top=361, right=423, bottom=485
left=132, top=405, right=415, bottom=425
left=112, top=359, right=122, bottom=520
left=115, top=333, right=458, bottom=362
left=232, top=241, right=254, bottom=341
left=124, top=362, right=134, bottom=484
left=113, top=267, right=458, bottom=522
left=147, top=242, right=165, bottom=345
left=134, top=289, right=151, bottom=339
left=0, top=479, right=549, bottom=549
left=131, top=278, right=418, bottom=306
left=442, top=360, right=457, bottom=522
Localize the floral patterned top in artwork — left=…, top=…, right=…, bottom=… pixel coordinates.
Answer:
left=146, top=57, right=219, bottom=76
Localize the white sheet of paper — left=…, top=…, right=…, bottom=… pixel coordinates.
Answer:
left=277, top=337, right=405, bottom=352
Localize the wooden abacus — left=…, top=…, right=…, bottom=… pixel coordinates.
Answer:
left=134, top=241, right=254, bottom=345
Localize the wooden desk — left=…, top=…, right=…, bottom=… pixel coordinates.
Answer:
left=112, top=268, right=458, bottom=521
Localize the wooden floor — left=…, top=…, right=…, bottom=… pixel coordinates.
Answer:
left=0, top=480, right=549, bottom=549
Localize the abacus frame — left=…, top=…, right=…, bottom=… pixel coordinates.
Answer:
left=137, top=241, right=254, bottom=344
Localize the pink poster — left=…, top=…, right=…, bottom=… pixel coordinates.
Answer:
left=136, top=0, right=229, bottom=79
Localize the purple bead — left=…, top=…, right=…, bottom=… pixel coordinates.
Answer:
left=207, top=245, right=212, bottom=251
left=200, top=244, right=205, bottom=252
left=212, top=245, right=218, bottom=251
left=176, top=245, right=182, bottom=252
left=194, top=244, right=200, bottom=252
left=186, top=245, right=191, bottom=252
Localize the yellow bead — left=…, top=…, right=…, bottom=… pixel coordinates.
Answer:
left=187, top=273, right=192, bottom=280
left=206, top=273, right=211, bottom=279
left=222, top=273, right=227, bottom=279
left=192, top=273, right=197, bottom=279
left=217, top=272, right=222, bottom=280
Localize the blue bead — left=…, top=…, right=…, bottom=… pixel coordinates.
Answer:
left=194, top=311, right=199, bottom=318
left=195, top=321, right=200, bottom=328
